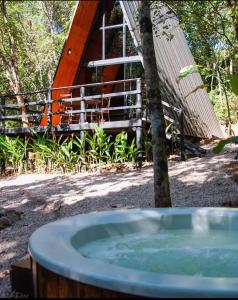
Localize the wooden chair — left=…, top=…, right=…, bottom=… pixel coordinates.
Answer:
left=60, top=93, right=73, bottom=125
left=100, top=96, right=111, bottom=122
left=88, top=96, right=111, bottom=123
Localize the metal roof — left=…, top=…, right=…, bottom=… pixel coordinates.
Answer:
left=120, top=1, right=224, bottom=138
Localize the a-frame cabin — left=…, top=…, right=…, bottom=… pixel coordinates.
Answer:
left=0, top=0, right=223, bottom=146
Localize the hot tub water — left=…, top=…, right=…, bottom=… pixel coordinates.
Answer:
left=78, top=229, right=238, bottom=277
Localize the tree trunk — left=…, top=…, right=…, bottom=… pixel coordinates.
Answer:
left=139, top=1, right=171, bottom=207
left=1, top=0, right=29, bottom=127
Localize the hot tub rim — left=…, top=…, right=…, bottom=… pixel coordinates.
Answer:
left=29, top=208, right=238, bottom=298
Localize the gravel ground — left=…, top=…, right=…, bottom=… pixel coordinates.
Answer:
left=1, top=144, right=238, bottom=297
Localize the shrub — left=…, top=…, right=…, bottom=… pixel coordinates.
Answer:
left=0, top=128, right=143, bottom=175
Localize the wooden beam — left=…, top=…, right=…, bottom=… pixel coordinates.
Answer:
left=88, top=56, right=141, bottom=67
left=65, top=105, right=140, bottom=114
left=1, top=119, right=142, bottom=135
left=49, top=78, right=140, bottom=92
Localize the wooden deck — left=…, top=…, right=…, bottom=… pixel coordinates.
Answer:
left=0, top=79, right=145, bottom=150
left=0, top=78, right=186, bottom=155
left=0, top=119, right=143, bottom=135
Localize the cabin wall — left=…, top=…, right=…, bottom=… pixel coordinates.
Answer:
left=120, top=1, right=224, bottom=139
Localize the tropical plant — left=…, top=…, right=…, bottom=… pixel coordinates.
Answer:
left=55, top=137, right=78, bottom=172
left=127, top=138, right=141, bottom=166
left=0, top=128, right=142, bottom=175
left=31, top=132, right=57, bottom=172
left=86, top=128, right=113, bottom=169
left=113, top=131, right=128, bottom=164
left=213, top=136, right=238, bottom=155
left=0, top=135, right=28, bottom=174
left=73, top=134, right=88, bottom=172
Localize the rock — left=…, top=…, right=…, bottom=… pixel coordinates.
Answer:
left=0, top=208, right=5, bottom=217
left=110, top=204, right=118, bottom=208
left=0, top=217, right=12, bottom=230
left=5, top=210, right=22, bottom=223
left=0, top=208, right=22, bottom=230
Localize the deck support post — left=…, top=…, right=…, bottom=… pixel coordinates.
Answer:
left=80, top=86, right=86, bottom=142
left=47, top=90, right=52, bottom=128
left=102, top=13, right=105, bottom=60
left=136, top=79, right=142, bottom=165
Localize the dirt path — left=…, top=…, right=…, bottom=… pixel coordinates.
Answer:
left=0, top=144, right=238, bottom=297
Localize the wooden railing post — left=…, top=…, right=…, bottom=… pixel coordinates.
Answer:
left=136, top=78, right=142, bottom=165
left=136, top=79, right=142, bottom=120
left=47, top=90, right=52, bottom=128
left=80, top=86, right=86, bottom=141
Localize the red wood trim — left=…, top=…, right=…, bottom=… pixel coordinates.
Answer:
left=41, top=1, right=100, bottom=126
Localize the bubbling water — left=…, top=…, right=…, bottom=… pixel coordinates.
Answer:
left=78, top=229, right=238, bottom=277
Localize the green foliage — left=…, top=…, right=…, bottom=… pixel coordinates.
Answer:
left=72, top=135, right=88, bottom=171
left=168, top=1, right=238, bottom=126
left=113, top=131, right=128, bottom=164
left=177, top=61, right=238, bottom=125
left=213, top=136, right=238, bottom=154
left=177, top=65, right=201, bottom=81
left=210, top=89, right=238, bottom=124
left=228, top=75, right=238, bottom=96
left=0, top=129, right=142, bottom=175
left=0, top=135, right=28, bottom=174
left=127, top=138, right=140, bottom=165
left=213, top=77, right=238, bottom=154
left=86, top=128, right=113, bottom=169
left=0, top=1, right=77, bottom=94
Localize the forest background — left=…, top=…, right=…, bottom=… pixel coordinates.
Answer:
left=0, top=0, right=237, bottom=124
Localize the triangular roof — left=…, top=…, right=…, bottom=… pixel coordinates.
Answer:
left=121, top=1, right=223, bottom=139
left=42, top=0, right=223, bottom=139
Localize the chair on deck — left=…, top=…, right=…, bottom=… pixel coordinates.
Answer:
left=60, top=93, right=80, bottom=125
left=88, top=96, right=111, bottom=123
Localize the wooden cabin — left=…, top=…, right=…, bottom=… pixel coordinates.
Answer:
left=0, top=0, right=224, bottom=147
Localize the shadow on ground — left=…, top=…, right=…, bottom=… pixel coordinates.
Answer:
left=1, top=149, right=238, bottom=297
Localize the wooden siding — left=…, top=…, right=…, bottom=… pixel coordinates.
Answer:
left=33, top=262, right=142, bottom=298
left=120, top=1, right=224, bottom=138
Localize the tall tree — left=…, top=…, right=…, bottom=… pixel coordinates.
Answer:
left=0, top=0, right=29, bottom=127
left=139, top=1, right=171, bottom=207
left=0, top=0, right=76, bottom=129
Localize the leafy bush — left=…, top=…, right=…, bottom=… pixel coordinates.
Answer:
left=0, top=128, right=143, bottom=175
left=210, top=89, right=238, bottom=124
left=213, top=74, right=238, bottom=154
left=86, top=128, right=113, bottom=168
left=0, top=135, right=28, bottom=174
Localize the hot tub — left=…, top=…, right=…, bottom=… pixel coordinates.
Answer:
left=29, top=208, right=238, bottom=298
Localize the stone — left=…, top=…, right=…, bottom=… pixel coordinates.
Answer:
left=0, top=217, right=12, bottom=230
left=0, top=208, right=23, bottom=230
left=0, top=208, right=5, bottom=217
left=5, top=210, right=22, bottom=223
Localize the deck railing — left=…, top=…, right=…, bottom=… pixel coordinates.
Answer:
left=0, top=78, right=142, bottom=131
left=0, top=77, right=184, bottom=150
